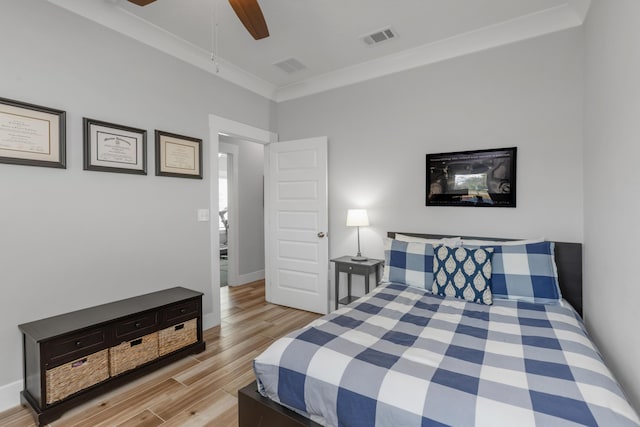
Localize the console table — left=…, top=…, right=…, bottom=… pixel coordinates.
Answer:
left=18, top=287, right=206, bottom=426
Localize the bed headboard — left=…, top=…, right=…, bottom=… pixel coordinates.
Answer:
left=387, top=232, right=583, bottom=316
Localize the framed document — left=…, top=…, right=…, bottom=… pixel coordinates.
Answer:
left=83, top=118, right=147, bottom=175
left=0, top=97, right=66, bottom=168
left=155, top=130, right=203, bottom=179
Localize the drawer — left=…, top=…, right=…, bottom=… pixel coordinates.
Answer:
left=109, top=332, right=159, bottom=376
left=45, top=349, right=109, bottom=405
left=112, top=311, right=158, bottom=344
left=160, top=299, right=200, bottom=327
left=43, top=327, right=108, bottom=369
left=336, top=263, right=371, bottom=275
left=159, top=318, right=198, bottom=356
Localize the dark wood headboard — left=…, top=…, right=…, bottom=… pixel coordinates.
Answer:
left=388, top=232, right=583, bottom=317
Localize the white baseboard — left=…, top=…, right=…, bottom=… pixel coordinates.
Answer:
left=230, top=269, right=265, bottom=287
left=0, top=379, right=22, bottom=412
left=202, top=312, right=220, bottom=330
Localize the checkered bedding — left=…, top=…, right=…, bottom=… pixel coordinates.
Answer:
left=254, top=283, right=640, bottom=427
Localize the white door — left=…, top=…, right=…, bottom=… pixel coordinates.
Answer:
left=265, top=137, right=329, bottom=314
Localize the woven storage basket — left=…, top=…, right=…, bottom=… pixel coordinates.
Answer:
left=45, top=349, right=109, bottom=405
left=109, top=332, right=159, bottom=376
left=159, top=318, right=197, bottom=356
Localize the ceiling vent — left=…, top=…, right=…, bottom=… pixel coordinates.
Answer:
left=362, top=27, right=397, bottom=46
left=273, top=57, right=307, bottom=74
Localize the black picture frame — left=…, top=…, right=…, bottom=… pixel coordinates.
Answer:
left=83, top=118, right=147, bottom=175
left=0, top=97, right=66, bottom=169
left=155, top=130, right=203, bottom=179
left=426, top=147, right=517, bottom=207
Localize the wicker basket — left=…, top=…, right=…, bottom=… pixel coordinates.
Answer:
left=45, top=349, right=109, bottom=405
left=109, top=332, right=159, bottom=376
left=159, top=318, right=197, bottom=356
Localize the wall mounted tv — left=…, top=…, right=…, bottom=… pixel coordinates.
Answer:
left=426, top=147, right=516, bottom=207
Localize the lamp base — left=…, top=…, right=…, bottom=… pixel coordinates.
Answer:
left=351, top=255, right=368, bottom=262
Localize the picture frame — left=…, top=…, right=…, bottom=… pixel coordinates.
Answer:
left=0, top=97, right=66, bottom=169
left=83, top=118, right=147, bottom=175
left=155, top=130, right=203, bottom=179
left=426, top=147, right=517, bottom=207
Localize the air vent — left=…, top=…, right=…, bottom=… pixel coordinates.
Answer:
left=362, top=27, right=397, bottom=46
left=273, top=58, right=307, bottom=74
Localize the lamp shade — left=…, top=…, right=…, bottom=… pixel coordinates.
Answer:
left=346, top=209, right=369, bottom=227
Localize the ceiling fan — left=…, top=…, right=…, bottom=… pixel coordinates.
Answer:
left=127, top=0, right=269, bottom=40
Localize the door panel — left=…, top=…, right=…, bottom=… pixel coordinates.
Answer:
left=266, top=137, right=328, bottom=314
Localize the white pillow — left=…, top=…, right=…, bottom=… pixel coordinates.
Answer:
left=395, top=233, right=462, bottom=247
left=461, top=237, right=544, bottom=247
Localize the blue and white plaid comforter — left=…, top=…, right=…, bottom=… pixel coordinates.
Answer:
left=254, top=283, right=640, bottom=427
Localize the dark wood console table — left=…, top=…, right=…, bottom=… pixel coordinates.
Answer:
left=18, top=287, right=206, bottom=426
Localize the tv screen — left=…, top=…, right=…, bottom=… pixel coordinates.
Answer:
left=426, top=147, right=516, bottom=207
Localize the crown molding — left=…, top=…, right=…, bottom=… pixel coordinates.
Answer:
left=275, top=2, right=590, bottom=102
left=45, top=0, right=277, bottom=100
left=45, top=0, right=589, bottom=103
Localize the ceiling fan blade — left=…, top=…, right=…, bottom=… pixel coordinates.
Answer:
left=228, top=0, right=269, bottom=40
left=127, top=0, right=157, bottom=6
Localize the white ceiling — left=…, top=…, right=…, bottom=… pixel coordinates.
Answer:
left=46, top=0, right=591, bottom=101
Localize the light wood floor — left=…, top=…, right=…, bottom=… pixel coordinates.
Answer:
left=0, top=281, right=321, bottom=427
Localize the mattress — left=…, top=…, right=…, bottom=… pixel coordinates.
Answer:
left=254, top=283, right=640, bottom=427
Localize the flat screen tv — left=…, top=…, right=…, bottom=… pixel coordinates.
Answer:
left=426, top=147, right=516, bottom=207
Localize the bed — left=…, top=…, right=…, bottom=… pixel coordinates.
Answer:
left=238, top=233, right=639, bottom=427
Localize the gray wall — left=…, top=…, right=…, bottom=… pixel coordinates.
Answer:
left=0, top=0, right=272, bottom=388
left=276, top=28, right=585, bottom=303
left=584, top=0, right=640, bottom=411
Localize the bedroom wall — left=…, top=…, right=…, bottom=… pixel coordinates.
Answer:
left=276, top=29, right=585, bottom=301
left=0, top=0, right=272, bottom=404
left=583, top=0, right=640, bottom=411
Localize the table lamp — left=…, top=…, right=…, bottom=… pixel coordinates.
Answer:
left=346, top=209, right=369, bottom=262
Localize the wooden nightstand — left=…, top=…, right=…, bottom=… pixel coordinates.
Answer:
left=331, top=256, right=384, bottom=310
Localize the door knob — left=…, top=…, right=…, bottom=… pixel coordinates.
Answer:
left=317, top=232, right=325, bottom=238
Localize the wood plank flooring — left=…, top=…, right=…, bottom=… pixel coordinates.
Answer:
left=0, top=281, right=321, bottom=427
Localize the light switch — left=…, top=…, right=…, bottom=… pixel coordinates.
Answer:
left=197, top=209, right=210, bottom=222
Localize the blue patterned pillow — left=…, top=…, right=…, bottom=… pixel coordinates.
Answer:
left=382, top=238, right=434, bottom=290
left=432, top=245, right=494, bottom=305
left=463, top=241, right=561, bottom=303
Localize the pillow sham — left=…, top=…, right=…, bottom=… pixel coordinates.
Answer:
left=432, top=245, right=494, bottom=305
left=395, top=233, right=462, bottom=247
left=382, top=238, right=434, bottom=290
left=461, top=237, right=544, bottom=247
left=463, top=241, right=561, bottom=303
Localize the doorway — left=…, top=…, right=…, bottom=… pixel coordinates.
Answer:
left=207, top=115, right=277, bottom=328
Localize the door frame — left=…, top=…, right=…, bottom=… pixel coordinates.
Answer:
left=208, top=115, right=277, bottom=328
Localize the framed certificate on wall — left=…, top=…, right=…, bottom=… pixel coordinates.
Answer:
left=83, top=118, right=147, bottom=175
left=0, top=97, right=66, bottom=169
left=155, top=130, right=203, bottom=179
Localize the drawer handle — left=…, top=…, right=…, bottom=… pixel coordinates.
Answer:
left=134, top=322, right=141, bottom=328
left=130, top=338, right=143, bottom=347
left=71, top=358, right=87, bottom=368
left=75, top=341, right=82, bottom=348
left=174, top=324, right=185, bottom=331
left=180, top=308, right=186, bottom=314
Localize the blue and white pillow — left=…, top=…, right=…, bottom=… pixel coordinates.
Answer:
left=382, top=238, right=434, bottom=290
left=432, top=245, right=494, bottom=305
left=463, top=241, right=561, bottom=303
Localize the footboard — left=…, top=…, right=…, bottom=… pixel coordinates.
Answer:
left=238, top=381, right=322, bottom=427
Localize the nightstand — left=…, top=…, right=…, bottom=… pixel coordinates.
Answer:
left=331, top=256, right=384, bottom=310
